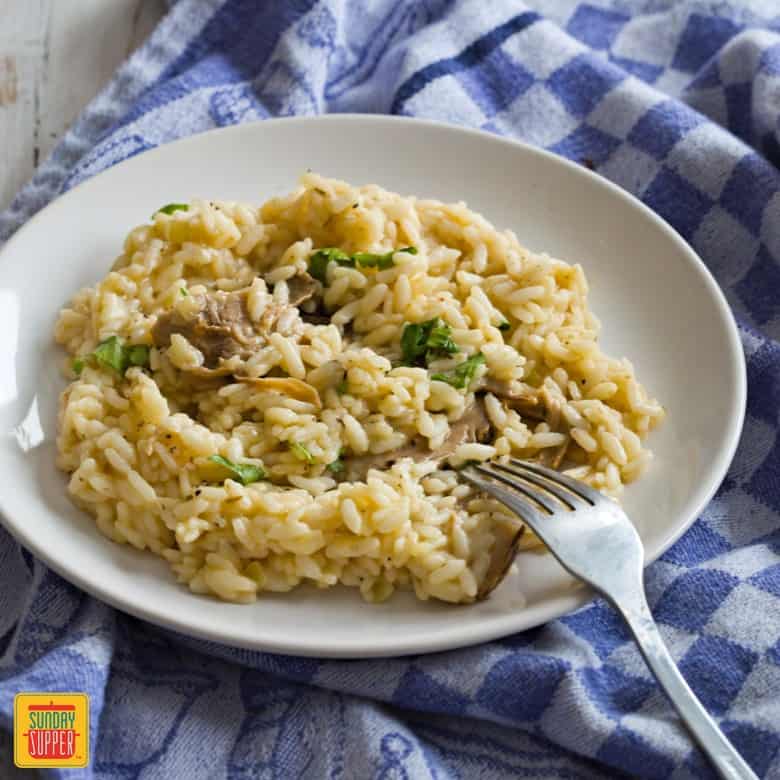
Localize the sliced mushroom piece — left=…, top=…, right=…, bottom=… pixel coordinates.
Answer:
left=479, top=378, right=546, bottom=421
left=479, top=377, right=529, bottom=401
left=342, top=397, right=492, bottom=481
left=448, top=396, right=492, bottom=447
left=284, top=271, right=333, bottom=325
left=285, top=271, right=318, bottom=307
left=474, top=522, right=525, bottom=601
left=152, top=289, right=263, bottom=370
left=237, top=376, right=322, bottom=408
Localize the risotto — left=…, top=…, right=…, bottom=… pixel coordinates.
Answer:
left=54, top=174, right=664, bottom=604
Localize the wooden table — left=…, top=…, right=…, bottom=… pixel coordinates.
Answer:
left=0, top=4, right=166, bottom=777
left=0, top=0, right=166, bottom=212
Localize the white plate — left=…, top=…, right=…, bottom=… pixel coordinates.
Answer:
left=0, top=116, right=745, bottom=658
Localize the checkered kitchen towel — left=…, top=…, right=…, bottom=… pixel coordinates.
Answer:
left=2, top=1, right=780, bottom=777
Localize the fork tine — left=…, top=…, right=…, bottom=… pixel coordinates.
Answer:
left=507, top=458, right=603, bottom=505
left=472, top=463, right=558, bottom=514
left=490, top=461, right=582, bottom=510
left=460, top=469, right=546, bottom=528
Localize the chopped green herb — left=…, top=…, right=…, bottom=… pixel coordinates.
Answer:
left=93, top=336, right=128, bottom=373
left=426, top=319, right=458, bottom=355
left=327, top=457, right=344, bottom=474
left=180, top=287, right=188, bottom=297
left=309, top=246, right=417, bottom=284
left=400, top=317, right=459, bottom=367
left=208, top=454, right=266, bottom=485
left=352, top=246, right=417, bottom=271
left=309, top=247, right=351, bottom=283
left=126, top=344, right=151, bottom=367
left=81, top=336, right=151, bottom=375
left=314, top=188, right=327, bottom=195
left=431, top=353, right=486, bottom=390
left=498, top=320, right=511, bottom=332
left=72, top=358, right=85, bottom=376
left=336, top=379, right=349, bottom=394
left=351, top=252, right=395, bottom=270
left=352, top=202, right=359, bottom=209
left=154, top=202, right=188, bottom=217
left=400, top=323, right=424, bottom=365
left=290, top=441, right=315, bottom=464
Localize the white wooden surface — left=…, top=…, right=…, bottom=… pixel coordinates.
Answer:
left=0, top=0, right=167, bottom=212
left=0, top=2, right=164, bottom=772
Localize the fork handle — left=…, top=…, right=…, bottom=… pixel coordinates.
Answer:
left=615, top=596, right=758, bottom=780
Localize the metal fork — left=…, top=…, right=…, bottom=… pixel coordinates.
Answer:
left=462, top=459, right=758, bottom=780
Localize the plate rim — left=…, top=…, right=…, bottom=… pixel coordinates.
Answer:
left=0, top=114, right=747, bottom=657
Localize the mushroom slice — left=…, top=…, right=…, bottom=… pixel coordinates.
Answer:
left=479, top=377, right=535, bottom=402
left=284, top=270, right=333, bottom=325
left=152, top=289, right=262, bottom=369
left=342, top=397, right=491, bottom=481
left=474, top=522, right=525, bottom=601
left=286, top=271, right=319, bottom=307
left=448, top=396, right=492, bottom=447
left=237, top=376, right=322, bottom=408
left=479, top=378, right=545, bottom=421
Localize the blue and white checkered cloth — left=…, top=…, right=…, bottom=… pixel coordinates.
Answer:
left=2, top=1, right=780, bottom=777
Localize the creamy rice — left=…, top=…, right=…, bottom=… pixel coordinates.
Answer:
left=54, top=174, right=664, bottom=604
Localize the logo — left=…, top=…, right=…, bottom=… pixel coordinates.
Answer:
left=14, top=693, right=89, bottom=768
